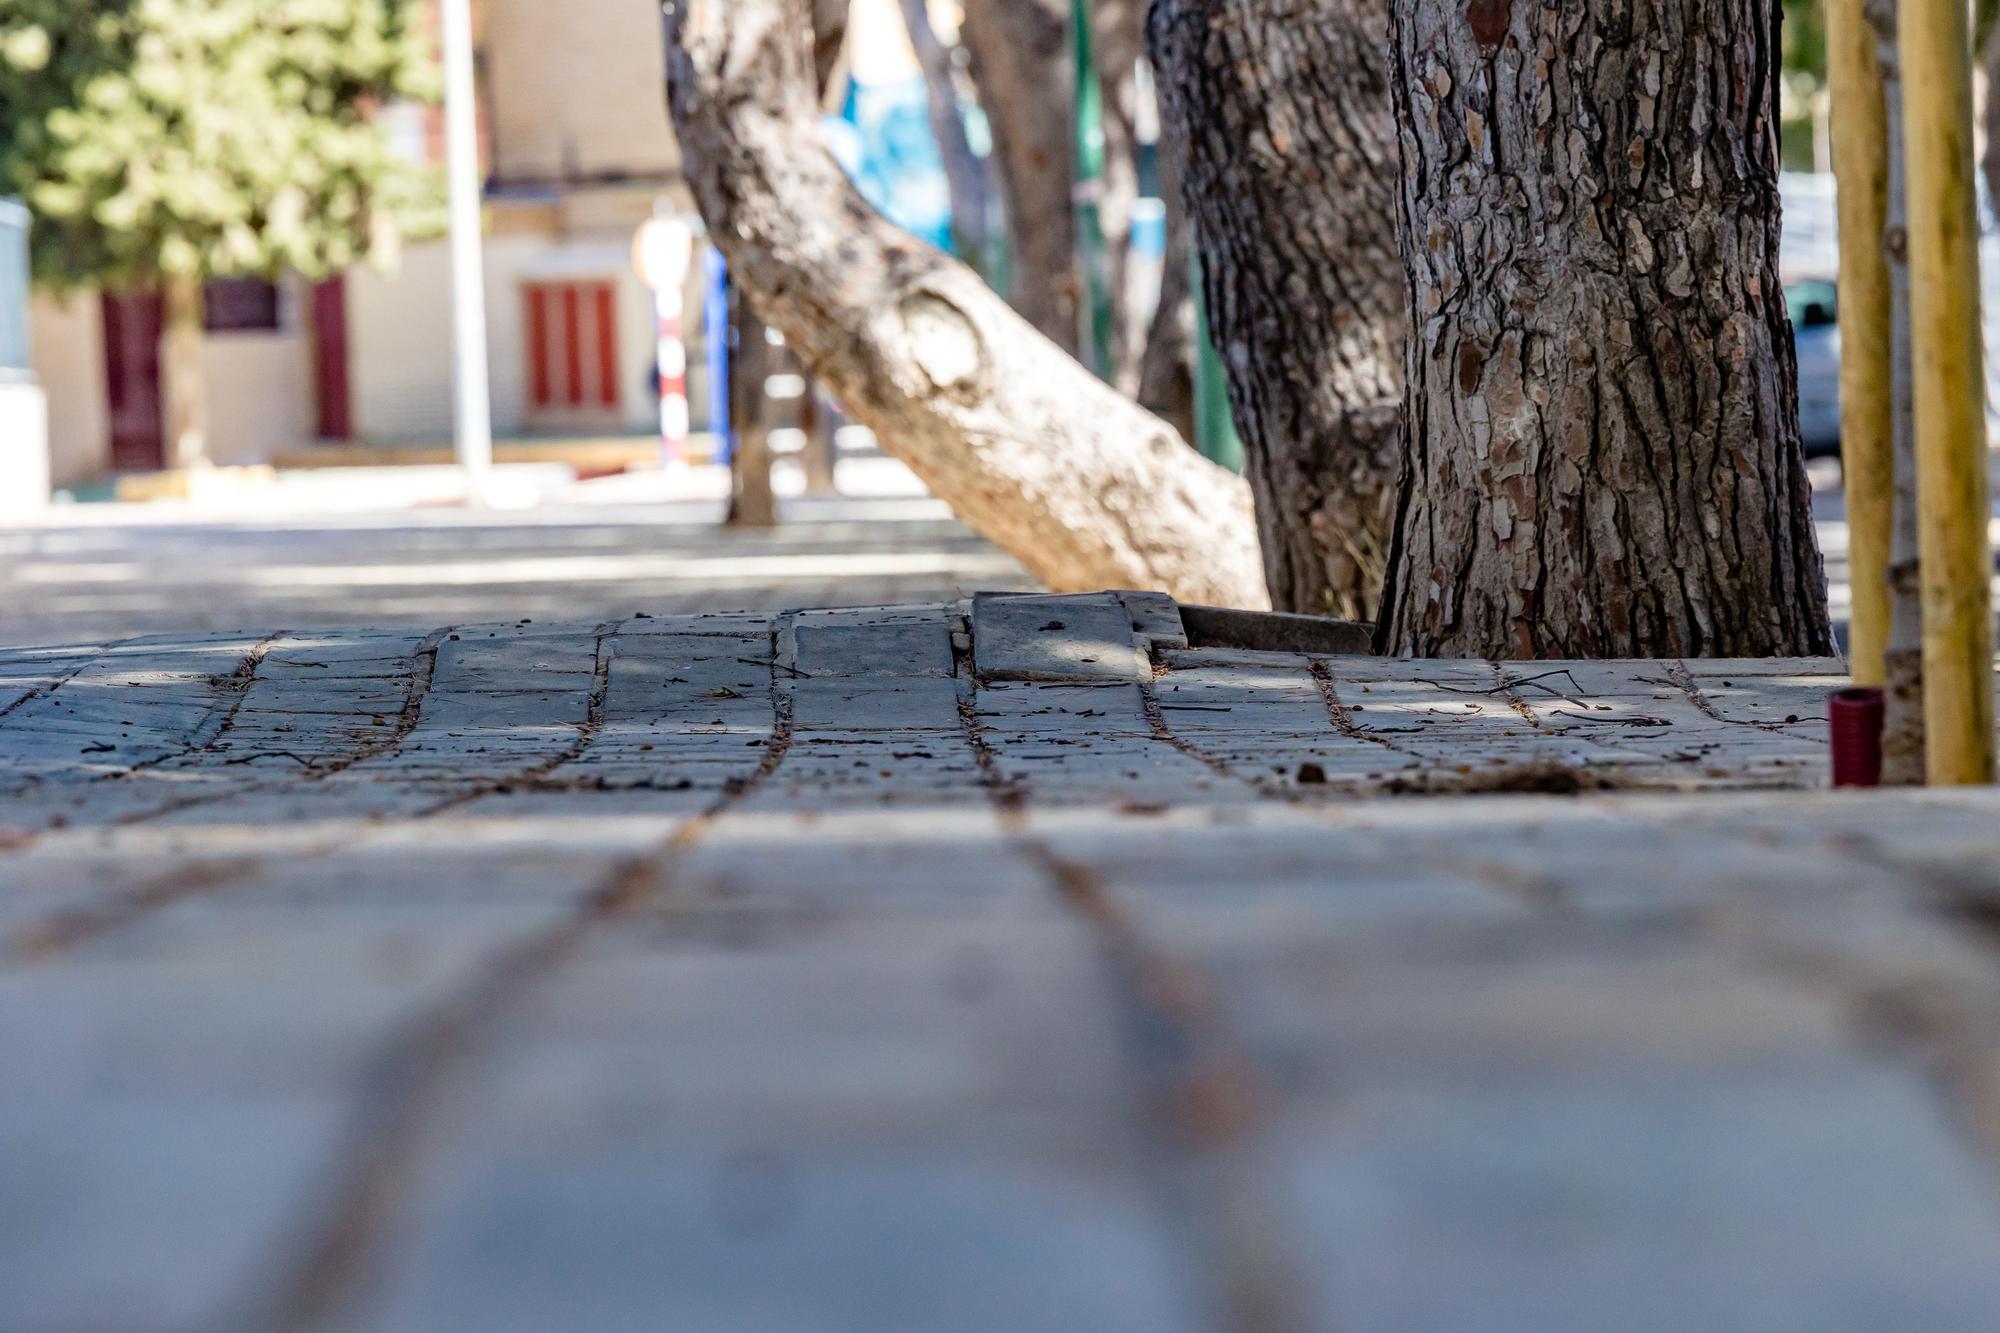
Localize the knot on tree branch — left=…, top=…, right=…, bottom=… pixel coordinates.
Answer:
left=899, top=291, right=989, bottom=397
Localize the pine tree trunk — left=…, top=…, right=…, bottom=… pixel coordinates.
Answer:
left=959, top=0, right=1081, bottom=355
left=161, top=274, right=210, bottom=471
left=664, top=0, right=1267, bottom=608
left=1381, top=0, right=1833, bottom=658
left=1872, top=0, right=1926, bottom=782
left=728, top=289, right=778, bottom=528
left=1149, top=0, right=1405, bottom=620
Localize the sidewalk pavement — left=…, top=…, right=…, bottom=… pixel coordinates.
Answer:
left=5, top=593, right=2000, bottom=1329
left=0, top=450, right=1935, bottom=651
left=0, top=456, right=1033, bottom=645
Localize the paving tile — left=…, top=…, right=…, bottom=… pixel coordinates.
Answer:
left=972, top=593, right=1150, bottom=682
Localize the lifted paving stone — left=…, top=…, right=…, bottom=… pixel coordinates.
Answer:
left=6, top=593, right=2000, bottom=1331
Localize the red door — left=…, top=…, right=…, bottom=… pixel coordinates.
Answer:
left=101, top=291, right=165, bottom=471
left=312, top=277, right=352, bottom=440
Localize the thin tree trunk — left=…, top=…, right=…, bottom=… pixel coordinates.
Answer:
left=728, top=289, right=778, bottom=528
left=1983, top=15, right=2000, bottom=217
left=1380, top=0, right=1833, bottom=658
left=1872, top=0, right=1926, bottom=782
left=1091, top=0, right=1148, bottom=394
left=1151, top=0, right=1404, bottom=619
left=958, top=0, right=1081, bottom=355
left=665, top=0, right=1266, bottom=607
left=160, top=274, right=209, bottom=471
left=724, top=0, right=841, bottom=527
left=1136, top=142, right=1196, bottom=446
left=899, top=0, right=991, bottom=270
left=798, top=372, right=840, bottom=495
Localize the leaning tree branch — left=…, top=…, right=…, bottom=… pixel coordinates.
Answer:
left=664, top=0, right=1267, bottom=608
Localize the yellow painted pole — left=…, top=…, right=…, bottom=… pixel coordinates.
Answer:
left=1828, top=0, right=1893, bottom=686
left=1900, top=0, right=1996, bottom=784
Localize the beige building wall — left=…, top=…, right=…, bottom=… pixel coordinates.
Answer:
left=28, top=292, right=108, bottom=487
left=347, top=0, right=697, bottom=449
left=29, top=287, right=315, bottom=479
left=24, top=0, right=699, bottom=480
left=201, top=297, right=314, bottom=466
left=348, top=229, right=663, bottom=444
left=350, top=238, right=496, bottom=443
left=481, top=0, right=680, bottom=184
left=31, top=221, right=685, bottom=470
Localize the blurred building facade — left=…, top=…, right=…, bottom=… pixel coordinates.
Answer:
left=26, top=0, right=701, bottom=485
left=1, top=197, right=49, bottom=511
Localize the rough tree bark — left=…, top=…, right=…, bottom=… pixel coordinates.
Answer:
left=161, top=274, right=210, bottom=470
left=727, top=289, right=779, bottom=527
left=1150, top=0, right=1405, bottom=620
left=665, top=0, right=1267, bottom=607
left=1380, top=0, right=1832, bottom=658
left=898, top=0, right=991, bottom=268
left=1871, top=0, right=1925, bottom=782
left=958, top=0, right=1081, bottom=354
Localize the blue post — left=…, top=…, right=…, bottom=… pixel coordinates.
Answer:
left=703, top=247, right=732, bottom=465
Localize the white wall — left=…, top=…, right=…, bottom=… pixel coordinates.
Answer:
left=350, top=235, right=553, bottom=442
left=0, top=382, right=49, bottom=515
left=348, top=241, right=455, bottom=442
left=617, top=262, right=660, bottom=430
left=486, top=237, right=535, bottom=434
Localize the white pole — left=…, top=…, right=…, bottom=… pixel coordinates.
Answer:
left=441, top=0, right=492, bottom=496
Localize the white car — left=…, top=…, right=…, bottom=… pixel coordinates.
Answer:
left=1780, top=170, right=2000, bottom=459
left=1789, top=276, right=1842, bottom=458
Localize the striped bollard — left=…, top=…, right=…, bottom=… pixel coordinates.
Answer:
left=655, top=283, right=689, bottom=466
left=632, top=214, right=698, bottom=468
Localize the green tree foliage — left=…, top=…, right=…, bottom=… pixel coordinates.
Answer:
left=0, top=0, right=441, bottom=292
left=1779, top=0, right=1828, bottom=169
left=1783, top=0, right=1828, bottom=87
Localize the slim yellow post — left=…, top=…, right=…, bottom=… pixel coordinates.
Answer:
left=1900, top=0, right=1996, bottom=783
left=1828, top=0, right=1893, bottom=686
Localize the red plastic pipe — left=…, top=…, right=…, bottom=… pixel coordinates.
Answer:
left=1828, top=687, right=1885, bottom=787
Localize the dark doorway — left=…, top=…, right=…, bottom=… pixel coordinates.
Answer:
left=312, top=276, right=352, bottom=440
left=101, top=290, right=164, bottom=471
